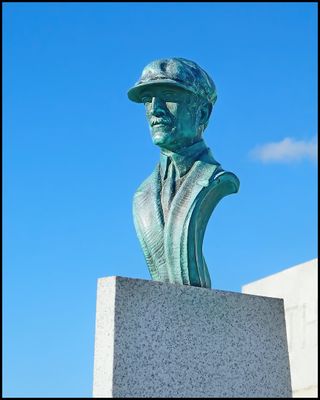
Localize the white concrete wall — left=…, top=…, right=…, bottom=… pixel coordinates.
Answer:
left=242, top=259, right=318, bottom=398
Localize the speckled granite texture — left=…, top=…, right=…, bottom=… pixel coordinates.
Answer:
left=93, top=276, right=292, bottom=398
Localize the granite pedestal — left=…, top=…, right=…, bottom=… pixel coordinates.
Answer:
left=93, top=276, right=292, bottom=398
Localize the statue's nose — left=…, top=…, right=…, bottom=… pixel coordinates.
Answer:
left=151, top=97, right=166, bottom=117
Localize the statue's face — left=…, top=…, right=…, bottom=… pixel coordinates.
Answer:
left=141, top=85, right=204, bottom=152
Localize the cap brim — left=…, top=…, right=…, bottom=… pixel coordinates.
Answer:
left=127, top=79, right=193, bottom=103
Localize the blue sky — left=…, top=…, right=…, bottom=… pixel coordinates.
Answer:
left=3, top=2, right=317, bottom=397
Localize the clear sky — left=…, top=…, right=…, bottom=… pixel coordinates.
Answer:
left=3, top=2, right=317, bottom=398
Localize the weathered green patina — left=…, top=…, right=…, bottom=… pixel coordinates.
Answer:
left=128, top=58, right=239, bottom=289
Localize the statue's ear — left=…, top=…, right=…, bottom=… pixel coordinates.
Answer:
left=199, top=103, right=212, bottom=125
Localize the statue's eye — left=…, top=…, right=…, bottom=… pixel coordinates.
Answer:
left=141, top=96, right=152, bottom=104
left=162, top=92, right=179, bottom=102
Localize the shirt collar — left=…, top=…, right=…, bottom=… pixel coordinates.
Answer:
left=160, top=139, right=209, bottom=179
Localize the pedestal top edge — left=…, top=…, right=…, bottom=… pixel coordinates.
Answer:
left=97, top=276, right=284, bottom=303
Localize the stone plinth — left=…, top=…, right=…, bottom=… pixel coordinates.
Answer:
left=93, top=276, right=292, bottom=398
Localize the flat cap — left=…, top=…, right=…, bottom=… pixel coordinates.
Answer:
left=128, top=57, right=217, bottom=105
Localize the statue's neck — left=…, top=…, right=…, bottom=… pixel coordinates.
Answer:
left=160, top=137, right=205, bottom=157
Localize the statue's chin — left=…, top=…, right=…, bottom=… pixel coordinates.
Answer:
left=152, top=136, right=166, bottom=146
left=151, top=127, right=173, bottom=147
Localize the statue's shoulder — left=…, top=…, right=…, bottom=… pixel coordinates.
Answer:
left=196, top=154, right=240, bottom=194
left=208, top=165, right=240, bottom=194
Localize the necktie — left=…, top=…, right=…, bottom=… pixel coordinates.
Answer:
left=161, top=158, right=176, bottom=219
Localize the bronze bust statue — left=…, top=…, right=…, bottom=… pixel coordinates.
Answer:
left=128, top=58, right=239, bottom=288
